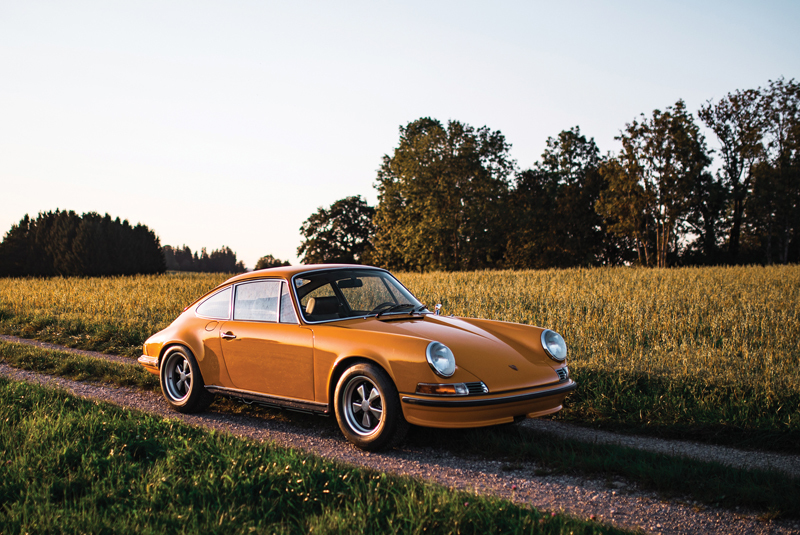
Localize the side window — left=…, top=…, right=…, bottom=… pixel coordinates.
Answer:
left=233, top=281, right=280, bottom=322
left=279, top=282, right=298, bottom=324
left=196, top=287, right=232, bottom=319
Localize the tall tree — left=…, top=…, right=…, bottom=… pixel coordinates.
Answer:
left=373, top=118, right=514, bottom=271
left=297, top=195, right=376, bottom=264
left=597, top=101, right=711, bottom=267
left=699, top=87, right=765, bottom=260
left=596, top=157, right=653, bottom=265
left=746, top=78, right=800, bottom=264
left=505, top=127, right=620, bottom=268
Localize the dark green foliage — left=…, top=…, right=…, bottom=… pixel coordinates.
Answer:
left=297, top=195, right=376, bottom=265
left=163, top=245, right=246, bottom=273
left=0, top=210, right=165, bottom=277
left=254, top=254, right=291, bottom=270
left=699, top=77, right=800, bottom=265
left=596, top=100, right=712, bottom=267
left=0, top=378, right=629, bottom=534
left=504, top=127, right=627, bottom=268
left=373, top=118, right=515, bottom=271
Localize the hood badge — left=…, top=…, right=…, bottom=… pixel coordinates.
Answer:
left=509, top=365, right=518, bottom=371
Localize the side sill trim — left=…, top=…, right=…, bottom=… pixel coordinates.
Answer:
left=138, top=355, right=158, bottom=367
left=205, top=385, right=329, bottom=415
left=401, top=382, right=577, bottom=408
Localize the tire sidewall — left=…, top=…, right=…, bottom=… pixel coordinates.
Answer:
left=334, top=362, right=404, bottom=451
left=159, top=345, right=210, bottom=413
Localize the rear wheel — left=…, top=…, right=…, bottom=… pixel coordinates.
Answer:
left=334, top=363, right=408, bottom=451
left=160, top=345, right=214, bottom=413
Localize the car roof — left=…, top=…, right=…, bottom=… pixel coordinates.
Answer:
left=221, top=264, right=385, bottom=286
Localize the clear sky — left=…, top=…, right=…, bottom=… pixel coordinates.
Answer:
left=1, top=1, right=798, bottom=268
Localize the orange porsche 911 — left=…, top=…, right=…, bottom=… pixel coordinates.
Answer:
left=138, top=264, right=576, bottom=450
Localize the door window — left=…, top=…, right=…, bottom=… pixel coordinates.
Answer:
left=233, top=281, right=281, bottom=322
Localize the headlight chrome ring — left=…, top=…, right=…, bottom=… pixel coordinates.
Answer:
left=426, top=341, right=456, bottom=377
left=541, top=329, right=567, bottom=362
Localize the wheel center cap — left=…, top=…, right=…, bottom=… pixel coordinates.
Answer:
left=361, top=399, right=370, bottom=412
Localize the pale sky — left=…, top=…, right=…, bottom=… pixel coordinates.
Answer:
left=1, top=1, right=798, bottom=268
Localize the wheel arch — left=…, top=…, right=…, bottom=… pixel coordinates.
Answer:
left=327, top=356, right=392, bottom=414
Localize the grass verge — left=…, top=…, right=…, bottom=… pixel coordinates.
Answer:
left=0, top=377, right=629, bottom=535
left=2, top=340, right=798, bottom=519
left=0, top=340, right=159, bottom=390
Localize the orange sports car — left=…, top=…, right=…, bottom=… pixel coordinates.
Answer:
left=138, top=265, right=576, bottom=450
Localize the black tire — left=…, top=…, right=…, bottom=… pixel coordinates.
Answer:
left=334, top=363, right=408, bottom=451
left=159, top=345, right=214, bottom=413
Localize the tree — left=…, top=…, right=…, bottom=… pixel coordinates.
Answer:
left=373, top=118, right=515, bottom=271
left=745, top=77, right=800, bottom=264
left=505, top=127, right=622, bottom=268
left=162, top=244, right=245, bottom=272
left=699, top=87, right=765, bottom=260
left=597, top=101, right=711, bottom=267
left=297, top=195, right=376, bottom=264
left=254, top=254, right=290, bottom=270
left=0, top=210, right=165, bottom=276
left=596, top=158, right=653, bottom=265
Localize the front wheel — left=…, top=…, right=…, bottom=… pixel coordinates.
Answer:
left=159, top=345, right=214, bottom=413
left=334, top=363, right=408, bottom=451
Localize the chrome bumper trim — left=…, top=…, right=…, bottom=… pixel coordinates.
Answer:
left=401, top=381, right=577, bottom=408
left=138, top=355, right=158, bottom=367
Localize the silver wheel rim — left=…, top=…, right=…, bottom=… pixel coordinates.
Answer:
left=164, top=351, right=191, bottom=402
left=342, top=375, right=384, bottom=437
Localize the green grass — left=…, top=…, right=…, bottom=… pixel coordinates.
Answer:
left=409, top=425, right=800, bottom=519
left=0, top=377, right=630, bottom=535
left=0, top=340, right=159, bottom=389
left=2, top=340, right=798, bottom=519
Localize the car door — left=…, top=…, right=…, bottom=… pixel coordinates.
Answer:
left=218, top=279, right=314, bottom=401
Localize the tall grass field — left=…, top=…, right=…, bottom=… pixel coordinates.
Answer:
left=1, top=266, right=798, bottom=449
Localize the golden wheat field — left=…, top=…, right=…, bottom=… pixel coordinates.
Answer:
left=0, top=266, right=798, bottom=398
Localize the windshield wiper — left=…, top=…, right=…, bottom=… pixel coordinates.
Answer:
left=375, top=303, right=415, bottom=318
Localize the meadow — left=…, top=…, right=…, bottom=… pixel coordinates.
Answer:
left=1, top=377, right=632, bottom=534
left=1, top=265, right=798, bottom=449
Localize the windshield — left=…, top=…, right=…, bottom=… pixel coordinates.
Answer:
left=293, top=268, right=428, bottom=322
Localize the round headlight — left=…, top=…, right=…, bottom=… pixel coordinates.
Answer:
left=541, top=329, right=567, bottom=361
left=426, top=341, right=456, bottom=377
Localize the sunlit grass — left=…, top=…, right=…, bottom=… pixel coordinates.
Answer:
left=0, top=266, right=798, bottom=449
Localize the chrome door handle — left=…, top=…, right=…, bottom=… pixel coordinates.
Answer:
left=221, top=331, right=237, bottom=340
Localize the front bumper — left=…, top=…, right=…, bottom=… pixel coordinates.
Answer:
left=400, top=380, right=576, bottom=428
left=138, top=355, right=159, bottom=376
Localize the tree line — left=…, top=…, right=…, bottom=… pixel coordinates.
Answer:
left=0, top=211, right=281, bottom=277
left=163, top=245, right=246, bottom=273
left=299, top=77, right=800, bottom=270
left=0, top=210, right=165, bottom=276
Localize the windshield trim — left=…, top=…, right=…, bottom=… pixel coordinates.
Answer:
left=290, top=266, right=429, bottom=325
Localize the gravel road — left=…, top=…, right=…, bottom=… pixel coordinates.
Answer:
left=1, top=334, right=798, bottom=535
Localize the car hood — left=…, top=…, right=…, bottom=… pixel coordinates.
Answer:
left=335, top=314, right=562, bottom=392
